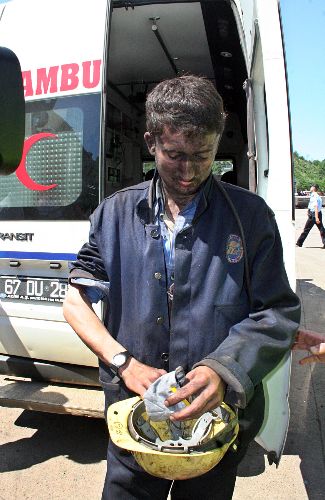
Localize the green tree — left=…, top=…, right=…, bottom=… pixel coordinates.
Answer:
left=293, top=152, right=325, bottom=192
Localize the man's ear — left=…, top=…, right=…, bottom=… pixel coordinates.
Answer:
left=144, top=132, right=156, bottom=156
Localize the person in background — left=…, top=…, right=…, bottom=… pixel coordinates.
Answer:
left=221, top=170, right=237, bottom=185
left=293, top=328, right=325, bottom=364
left=144, top=168, right=155, bottom=181
left=296, top=184, right=325, bottom=248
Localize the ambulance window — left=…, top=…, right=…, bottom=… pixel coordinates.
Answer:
left=212, top=159, right=234, bottom=176
left=143, top=161, right=155, bottom=181
left=0, top=94, right=100, bottom=220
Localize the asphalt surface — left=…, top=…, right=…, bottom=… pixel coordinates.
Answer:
left=0, top=208, right=324, bottom=499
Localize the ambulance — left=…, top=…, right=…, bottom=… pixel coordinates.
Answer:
left=0, top=0, right=295, bottom=463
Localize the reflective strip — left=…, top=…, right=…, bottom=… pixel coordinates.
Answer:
left=0, top=251, right=77, bottom=260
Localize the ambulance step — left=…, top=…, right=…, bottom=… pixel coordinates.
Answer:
left=0, top=375, right=104, bottom=418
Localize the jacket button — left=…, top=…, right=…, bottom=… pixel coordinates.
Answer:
left=150, top=229, right=160, bottom=239
left=161, top=352, right=169, bottom=362
left=154, top=272, right=162, bottom=280
left=156, top=316, right=164, bottom=325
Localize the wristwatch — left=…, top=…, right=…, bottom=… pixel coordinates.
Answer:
left=109, top=350, right=132, bottom=375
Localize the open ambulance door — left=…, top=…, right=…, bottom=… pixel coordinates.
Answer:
left=243, top=0, right=294, bottom=466
left=0, top=47, right=25, bottom=175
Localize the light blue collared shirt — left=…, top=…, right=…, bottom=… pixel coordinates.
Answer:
left=69, top=276, right=110, bottom=304
left=155, top=179, right=201, bottom=288
left=72, top=179, right=202, bottom=303
left=308, top=192, right=322, bottom=212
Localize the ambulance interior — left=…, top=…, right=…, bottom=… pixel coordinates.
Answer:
left=105, top=0, right=248, bottom=196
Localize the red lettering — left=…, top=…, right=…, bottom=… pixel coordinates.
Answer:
left=22, top=61, right=102, bottom=96
left=35, top=66, right=59, bottom=95
left=82, top=60, right=101, bottom=89
left=22, top=70, right=33, bottom=97
left=60, top=63, right=79, bottom=92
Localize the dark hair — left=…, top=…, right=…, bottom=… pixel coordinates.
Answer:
left=146, top=75, right=226, bottom=137
left=312, top=184, right=320, bottom=191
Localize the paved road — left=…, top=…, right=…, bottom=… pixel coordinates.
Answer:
left=0, top=209, right=324, bottom=499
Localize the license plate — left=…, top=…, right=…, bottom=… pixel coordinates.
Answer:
left=0, top=276, right=68, bottom=303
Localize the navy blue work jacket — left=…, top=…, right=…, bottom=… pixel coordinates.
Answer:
left=70, top=175, right=300, bottom=442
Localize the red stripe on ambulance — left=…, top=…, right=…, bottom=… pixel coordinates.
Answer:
left=22, top=60, right=102, bottom=97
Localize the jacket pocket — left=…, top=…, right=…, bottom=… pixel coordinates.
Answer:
left=99, top=377, right=121, bottom=392
left=98, top=366, right=121, bottom=404
left=99, top=366, right=136, bottom=417
left=99, top=374, right=123, bottom=418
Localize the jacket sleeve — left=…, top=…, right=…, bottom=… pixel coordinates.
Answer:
left=69, top=210, right=109, bottom=284
left=194, top=205, right=301, bottom=408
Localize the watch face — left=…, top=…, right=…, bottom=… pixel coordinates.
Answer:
left=113, top=352, right=129, bottom=368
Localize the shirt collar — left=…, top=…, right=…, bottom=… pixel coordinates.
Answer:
left=154, top=174, right=212, bottom=221
left=136, top=172, right=214, bottom=226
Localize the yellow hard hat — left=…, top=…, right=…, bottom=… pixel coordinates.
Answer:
left=107, top=397, right=239, bottom=480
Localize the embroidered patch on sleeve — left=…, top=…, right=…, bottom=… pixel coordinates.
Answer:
left=226, top=234, right=243, bottom=263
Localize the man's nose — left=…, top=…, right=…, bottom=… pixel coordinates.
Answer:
left=180, top=156, right=195, bottom=175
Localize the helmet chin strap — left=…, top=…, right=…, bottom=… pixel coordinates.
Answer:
left=155, top=412, right=215, bottom=452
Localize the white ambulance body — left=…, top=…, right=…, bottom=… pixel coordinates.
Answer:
left=0, top=0, right=294, bottom=462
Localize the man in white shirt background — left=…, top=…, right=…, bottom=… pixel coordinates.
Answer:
left=296, top=183, right=325, bottom=248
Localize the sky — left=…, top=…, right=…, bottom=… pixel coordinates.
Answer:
left=280, top=0, right=325, bottom=161
left=0, top=0, right=324, bottom=160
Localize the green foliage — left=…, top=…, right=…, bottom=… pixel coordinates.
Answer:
left=293, top=152, right=325, bottom=192
left=143, top=161, right=155, bottom=174
left=211, top=160, right=233, bottom=176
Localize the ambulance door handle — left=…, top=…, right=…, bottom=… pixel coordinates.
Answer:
left=49, top=262, right=62, bottom=269
left=9, top=260, right=21, bottom=267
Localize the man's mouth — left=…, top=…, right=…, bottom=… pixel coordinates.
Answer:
left=178, top=178, right=195, bottom=186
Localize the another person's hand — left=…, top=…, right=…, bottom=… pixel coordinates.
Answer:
left=119, top=357, right=166, bottom=397
left=293, top=328, right=325, bottom=364
left=164, top=366, right=225, bottom=421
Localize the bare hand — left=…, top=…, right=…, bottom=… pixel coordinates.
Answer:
left=316, top=218, right=320, bottom=225
left=293, top=328, right=325, bottom=364
left=119, top=357, right=166, bottom=397
left=164, top=366, right=225, bottom=421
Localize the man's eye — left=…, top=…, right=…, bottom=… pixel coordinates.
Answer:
left=194, top=155, right=209, bottom=161
left=167, top=153, right=181, bottom=160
